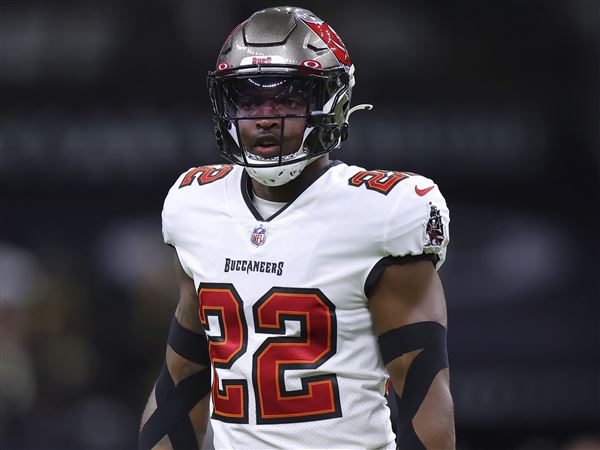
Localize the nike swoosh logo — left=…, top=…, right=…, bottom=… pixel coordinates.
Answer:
left=415, top=185, right=435, bottom=196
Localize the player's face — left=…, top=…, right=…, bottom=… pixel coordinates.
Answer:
left=224, top=78, right=310, bottom=159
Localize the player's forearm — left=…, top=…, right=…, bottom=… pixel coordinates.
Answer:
left=380, top=318, right=452, bottom=450
left=139, top=386, right=174, bottom=449
left=410, top=369, right=455, bottom=450
left=139, top=381, right=209, bottom=450
left=140, top=387, right=156, bottom=432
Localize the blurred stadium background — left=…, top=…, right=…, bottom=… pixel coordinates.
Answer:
left=1, top=1, right=598, bottom=449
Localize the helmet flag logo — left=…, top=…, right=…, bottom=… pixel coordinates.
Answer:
left=302, top=21, right=351, bottom=66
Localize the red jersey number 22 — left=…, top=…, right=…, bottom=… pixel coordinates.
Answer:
left=199, top=283, right=342, bottom=424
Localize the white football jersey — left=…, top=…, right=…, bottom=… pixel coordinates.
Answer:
left=162, top=161, right=450, bottom=450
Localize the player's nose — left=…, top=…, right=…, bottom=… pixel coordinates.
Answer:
left=252, top=100, right=281, bottom=129
left=255, top=114, right=280, bottom=130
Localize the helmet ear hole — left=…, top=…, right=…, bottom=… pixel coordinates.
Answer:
left=340, top=123, right=349, bottom=142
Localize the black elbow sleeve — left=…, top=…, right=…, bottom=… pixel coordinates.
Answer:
left=167, top=315, right=210, bottom=365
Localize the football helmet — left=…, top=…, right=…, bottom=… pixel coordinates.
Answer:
left=207, top=7, right=371, bottom=186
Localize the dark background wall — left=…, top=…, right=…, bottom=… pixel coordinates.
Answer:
left=1, top=1, right=598, bottom=449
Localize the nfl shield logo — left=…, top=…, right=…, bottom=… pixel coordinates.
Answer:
left=251, top=224, right=268, bottom=247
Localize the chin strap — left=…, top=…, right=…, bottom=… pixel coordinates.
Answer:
left=348, top=103, right=374, bottom=121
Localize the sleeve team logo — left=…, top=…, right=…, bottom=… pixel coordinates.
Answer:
left=423, top=203, right=445, bottom=249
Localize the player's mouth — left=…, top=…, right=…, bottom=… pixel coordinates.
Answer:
left=252, top=135, right=281, bottom=158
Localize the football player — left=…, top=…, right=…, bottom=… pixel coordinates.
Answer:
left=139, top=6, right=454, bottom=450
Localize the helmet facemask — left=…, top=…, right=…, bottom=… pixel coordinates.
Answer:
left=209, top=68, right=350, bottom=171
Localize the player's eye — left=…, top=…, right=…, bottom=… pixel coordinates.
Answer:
left=238, top=97, right=259, bottom=110
left=279, top=95, right=306, bottom=110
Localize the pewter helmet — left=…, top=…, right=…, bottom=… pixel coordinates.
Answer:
left=207, top=7, right=362, bottom=186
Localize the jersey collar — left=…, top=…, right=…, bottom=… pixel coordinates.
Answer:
left=240, top=160, right=342, bottom=222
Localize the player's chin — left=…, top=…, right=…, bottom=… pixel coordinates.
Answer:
left=250, top=145, right=281, bottom=159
